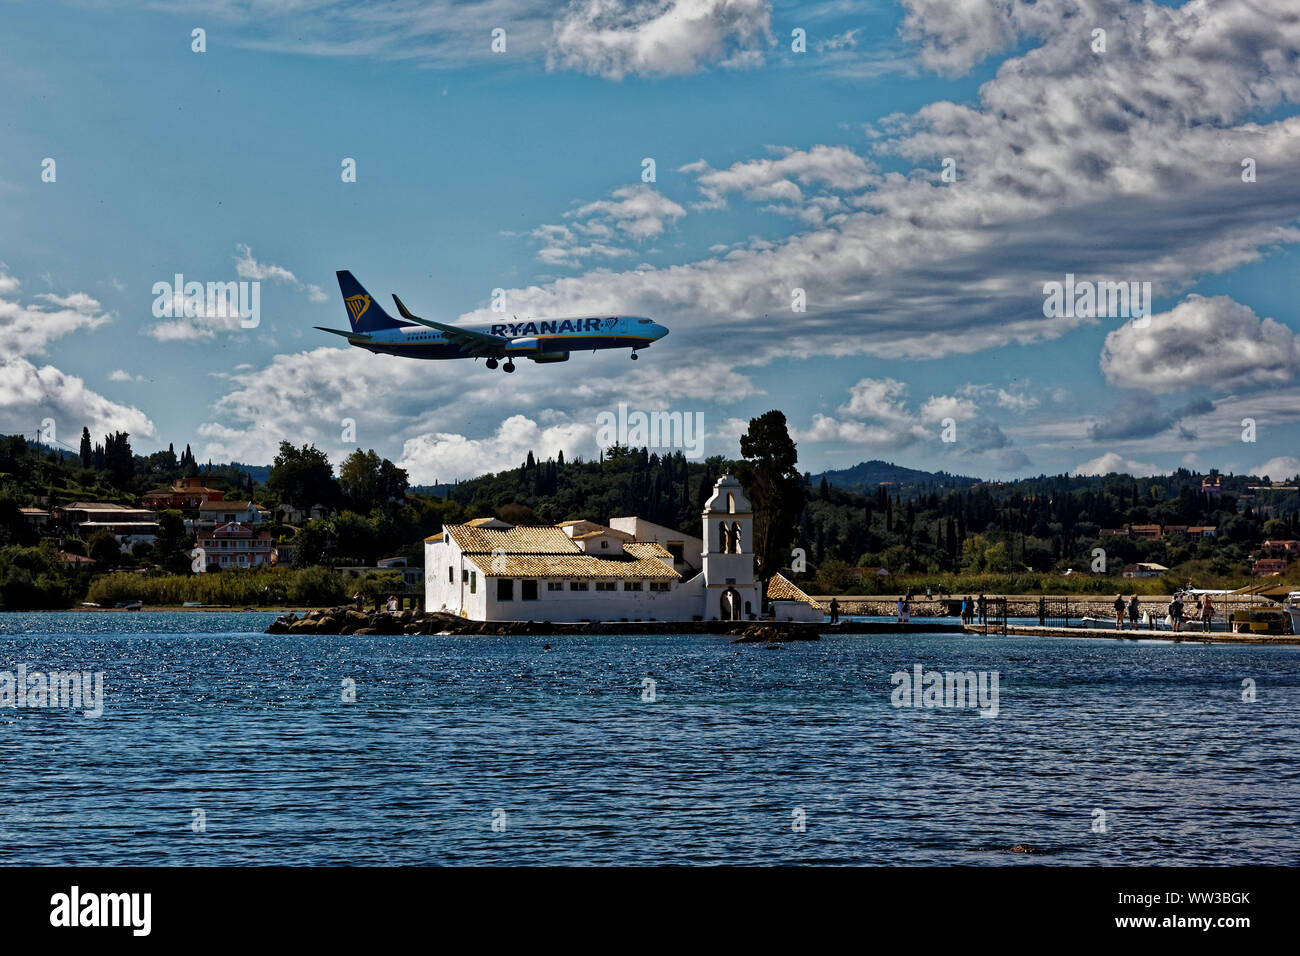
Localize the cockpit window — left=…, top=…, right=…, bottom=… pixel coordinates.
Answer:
left=638, top=318, right=652, bottom=324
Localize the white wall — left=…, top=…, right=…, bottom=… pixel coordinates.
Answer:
left=770, top=600, right=823, bottom=623
left=425, top=536, right=717, bottom=621
left=482, top=574, right=705, bottom=622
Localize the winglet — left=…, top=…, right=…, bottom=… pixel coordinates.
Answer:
left=392, top=293, right=417, bottom=321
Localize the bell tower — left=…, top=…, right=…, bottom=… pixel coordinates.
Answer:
left=701, top=474, right=760, bottom=621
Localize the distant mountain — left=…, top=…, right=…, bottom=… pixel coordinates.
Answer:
left=226, top=462, right=272, bottom=485
left=811, top=459, right=983, bottom=495
left=410, top=483, right=456, bottom=498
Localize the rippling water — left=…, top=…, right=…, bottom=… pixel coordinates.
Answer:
left=2, top=611, right=1297, bottom=865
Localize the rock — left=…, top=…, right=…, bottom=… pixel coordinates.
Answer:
left=344, top=609, right=371, bottom=627
left=353, top=627, right=379, bottom=635
left=314, top=616, right=341, bottom=635
left=266, top=613, right=297, bottom=634
left=731, top=624, right=819, bottom=644
left=288, top=619, right=317, bottom=634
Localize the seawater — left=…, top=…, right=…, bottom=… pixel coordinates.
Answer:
left=1, top=611, right=1297, bottom=865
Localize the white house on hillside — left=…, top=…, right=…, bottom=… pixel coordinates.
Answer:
left=424, top=473, right=822, bottom=623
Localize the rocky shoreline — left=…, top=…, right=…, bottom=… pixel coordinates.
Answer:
left=266, top=606, right=823, bottom=643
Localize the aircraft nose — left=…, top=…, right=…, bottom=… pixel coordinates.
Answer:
left=653, top=323, right=669, bottom=340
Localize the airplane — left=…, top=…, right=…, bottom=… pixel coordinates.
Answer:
left=316, top=270, right=669, bottom=373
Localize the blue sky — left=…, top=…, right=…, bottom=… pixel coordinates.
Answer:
left=2, top=0, right=1299, bottom=485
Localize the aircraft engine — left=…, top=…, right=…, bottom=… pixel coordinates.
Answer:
left=510, top=337, right=569, bottom=362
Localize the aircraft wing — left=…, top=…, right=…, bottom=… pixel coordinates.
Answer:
left=315, top=326, right=371, bottom=342
left=391, top=294, right=507, bottom=357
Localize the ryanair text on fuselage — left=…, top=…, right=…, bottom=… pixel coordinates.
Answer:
left=317, top=271, right=669, bottom=373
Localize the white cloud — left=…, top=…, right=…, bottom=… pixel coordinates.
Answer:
left=799, top=413, right=901, bottom=446
left=684, top=144, right=878, bottom=213
left=145, top=301, right=246, bottom=342
left=567, top=185, right=687, bottom=239
left=0, top=275, right=111, bottom=358
left=108, top=369, right=141, bottom=382
left=839, top=377, right=914, bottom=423
left=455, top=0, right=1300, bottom=365
left=234, top=243, right=298, bottom=284
left=0, top=271, right=153, bottom=440
left=148, top=245, right=324, bottom=340
left=919, top=394, right=977, bottom=424
left=957, top=382, right=1039, bottom=412
left=533, top=185, right=686, bottom=265
left=792, top=377, right=1021, bottom=463
left=0, top=358, right=156, bottom=441
left=1073, top=451, right=1161, bottom=478
left=1101, top=294, right=1300, bottom=394
left=1253, top=456, right=1300, bottom=480
left=197, top=338, right=757, bottom=466
left=819, top=28, right=861, bottom=52
left=397, top=414, right=594, bottom=484
left=549, top=0, right=773, bottom=80
left=899, top=0, right=1021, bottom=75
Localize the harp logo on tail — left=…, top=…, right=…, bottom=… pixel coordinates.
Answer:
left=345, top=294, right=370, bottom=322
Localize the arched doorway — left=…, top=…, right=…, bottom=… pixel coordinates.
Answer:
left=720, top=588, right=740, bottom=621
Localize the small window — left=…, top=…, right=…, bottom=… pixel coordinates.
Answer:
left=623, top=581, right=643, bottom=591
left=650, top=582, right=670, bottom=592
left=596, top=581, right=616, bottom=591
left=497, top=579, right=513, bottom=601
left=522, top=580, right=538, bottom=601
left=570, top=581, right=589, bottom=591
left=600, top=540, right=609, bottom=549
left=462, top=569, right=468, bottom=583
left=448, top=566, right=454, bottom=583
left=547, top=581, right=564, bottom=591
left=470, top=571, right=476, bottom=594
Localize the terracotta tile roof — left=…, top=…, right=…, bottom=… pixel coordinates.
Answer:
left=766, top=572, right=823, bottom=610
left=572, top=528, right=633, bottom=541
left=61, top=502, right=145, bottom=512
left=444, top=523, right=578, bottom=554
left=622, top=542, right=676, bottom=565
left=437, top=522, right=680, bottom=579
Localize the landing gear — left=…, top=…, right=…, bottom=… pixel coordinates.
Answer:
left=485, top=358, right=498, bottom=370
left=630, top=351, right=639, bottom=360
left=503, top=360, right=516, bottom=373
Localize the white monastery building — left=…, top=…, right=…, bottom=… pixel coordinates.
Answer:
left=425, top=474, right=822, bottom=623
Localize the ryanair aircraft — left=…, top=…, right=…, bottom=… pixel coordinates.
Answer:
left=317, top=271, right=669, bottom=372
